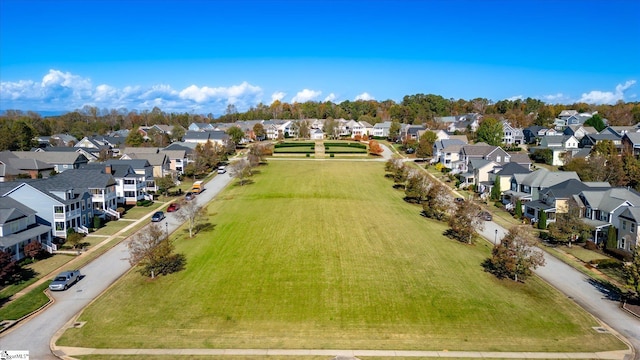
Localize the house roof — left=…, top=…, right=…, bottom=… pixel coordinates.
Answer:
left=106, top=159, right=152, bottom=170
left=448, top=135, right=469, bottom=143
left=0, top=151, right=54, bottom=171
left=519, top=168, right=580, bottom=188
left=80, top=163, right=137, bottom=178
left=469, top=158, right=495, bottom=170
left=495, top=162, right=531, bottom=176
left=540, top=179, right=610, bottom=199
left=507, top=153, right=531, bottom=165
left=183, top=130, right=229, bottom=141
left=434, top=139, right=466, bottom=151
left=373, top=121, right=392, bottom=129
left=164, top=142, right=197, bottom=152
left=624, top=132, right=640, bottom=145
left=53, top=168, right=117, bottom=188
left=0, top=196, right=36, bottom=224
left=12, top=151, right=88, bottom=165
left=581, top=188, right=640, bottom=213
left=13, top=179, right=85, bottom=204
left=122, top=152, right=168, bottom=167
left=619, top=207, right=640, bottom=222
left=0, top=223, right=51, bottom=249
left=461, top=144, right=500, bottom=157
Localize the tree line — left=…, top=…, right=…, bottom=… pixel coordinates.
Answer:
left=2, top=96, right=639, bottom=152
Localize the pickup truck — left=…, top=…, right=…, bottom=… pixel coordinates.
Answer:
left=49, top=270, right=81, bottom=291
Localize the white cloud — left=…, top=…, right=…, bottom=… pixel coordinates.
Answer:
left=506, top=95, right=523, bottom=101
left=578, top=80, right=636, bottom=104
left=291, top=89, right=321, bottom=103
left=0, top=70, right=265, bottom=114
left=542, top=93, right=567, bottom=104
left=355, top=92, right=374, bottom=101
left=324, top=93, right=336, bottom=102
left=271, top=91, right=286, bottom=103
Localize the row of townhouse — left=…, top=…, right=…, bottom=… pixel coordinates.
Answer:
left=499, top=167, right=640, bottom=254
left=187, top=119, right=397, bottom=142
left=0, top=156, right=162, bottom=260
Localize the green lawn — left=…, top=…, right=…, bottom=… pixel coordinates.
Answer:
left=58, top=161, right=624, bottom=352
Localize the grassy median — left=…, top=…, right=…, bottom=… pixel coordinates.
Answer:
left=58, top=161, right=624, bottom=352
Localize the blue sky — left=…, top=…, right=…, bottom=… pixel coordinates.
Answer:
left=1, top=0, right=639, bottom=115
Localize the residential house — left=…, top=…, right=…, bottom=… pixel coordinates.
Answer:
left=262, top=120, right=292, bottom=139
left=183, top=130, right=229, bottom=147
left=523, top=179, right=610, bottom=226
left=617, top=207, right=640, bottom=253
left=372, top=121, right=392, bottom=138
left=188, top=123, right=215, bottom=132
left=400, top=124, right=426, bottom=143
left=0, top=151, right=54, bottom=181
left=506, top=152, right=533, bottom=170
left=563, top=125, right=597, bottom=140
left=120, top=148, right=171, bottom=178
left=463, top=158, right=498, bottom=191
left=622, top=132, right=640, bottom=156
left=533, top=135, right=579, bottom=166
left=106, top=159, right=156, bottom=192
left=0, top=196, right=53, bottom=260
left=12, top=151, right=89, bottom=173
left=49, top=134, right=79, bottom=147
left=80, top=163, right=146, bottom=205
left=502, top=168, right=580, bottom=208
left=579, top=187, right=640, bottom=244
left=490, top=162, right=532, bottom=201
left=3, top=179, right=94, bottom=240
left=454, top=144, right=511, bottom=173
left=501, top=121, right=524, bottom=145
left=580, top=131, right=622, bottom=151
left=523, top=126, right=559, bottom=144
left=35, top=146, right=100, bottom=162
left=53, top=168, right=119, bottom=218
left=432, top=139, right=467, bottom=168
left=310, top=128, right=324, bottom=140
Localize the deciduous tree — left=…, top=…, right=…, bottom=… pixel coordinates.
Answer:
left=422, top=183, right=454, bottom=220
left=175, top=200, right=205, bottom=239
left=416, top=131, right=437, bottom=159
left=128, top=223, right=186, bottom=277
left=156, top=175, right=176, bottom=197
left=485, top=226, right=545, bottom=282
left=368, top=140, right=383, bottom=156
left=624, top=249, right=640, bottom=297
left=0, top=250, right=20, bottom=285
left=226, top=126, right=245, bottom=145
left=23, top=241, right=43, bottom=261
left=476, top=117, right=503, bottom=146
left=448, top=200, right=484, bottom=244
left=253, top=123, right=266, bottom=140
left=228, top=159, right=252, bottom=186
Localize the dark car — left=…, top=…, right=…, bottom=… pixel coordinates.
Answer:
left=151, top=211, right=165, bottom=222
left=479, top=211, right=493, bottom=221
left=185, top=192, right=194, bottom=201
left=454, top=197, right=465, bottom=203
left=167, top=202, right=180, bottom=212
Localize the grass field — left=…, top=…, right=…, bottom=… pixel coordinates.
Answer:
left=58, top=161, right=624, bottom=352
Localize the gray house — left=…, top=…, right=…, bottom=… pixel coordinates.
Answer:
left=0, top=196, right=53, bottom=260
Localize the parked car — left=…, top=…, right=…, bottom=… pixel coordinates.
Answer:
left=217, top=166, right=226, bottom=174
left=455, top=197, right=465, bottom=203
left=185, top=192, right=194, bottom=201
left=49, top=270, right=81, bottom=291
left=479, top=211, right=493, bottom=221
left=151, top=211, right=165, bottom=222
left=167, top=202, right=180, bottom=212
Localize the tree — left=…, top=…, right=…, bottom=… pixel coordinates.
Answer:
left=0, top=250, right=20, bottom=285
left=546, top=200, right=591, bottom=245
left=368, top=140, right=383, bottom=156
left=248, top=142, right=272, bottom=167
left=23, top=241, right=43, bottom=261
left=156, top=175, right=176, bottom=197
left=228, top=159, right=252, bottom=185
left=253, top=123, right=266, bottom=140
left=624, top=249, right=640, bottom=297
left=127, top=223, right=186, bottom=277
left=476, top=117, right=503, bottom=146
left=490, top=180, right=501, bottom=201
left=515, top=199, right=523, bottom=219
left=226, top=126, right=245, bottom=146
left=388, top=120, right=401, bottom=141
left=171, top=126, right=186, bottom=142
left=605, top=226, right=618, bottom=250
left=531, top=149, right=553, bottom=165
left=422, top=183, right=454, bottom=220
left=485, top=226, right=545, bottom=282
left=448, top=200, right=484, bottom=244
left=416, top=131, right=437, bottom=159
left=584, top=114, right=606, bottom=132
left=537, top=211, right=547, bottom=230
left=175, top=200, right=205, bottom=239
left=404, top=170, right=430, bottom=203
left=125, top=127, right=145, bottom=147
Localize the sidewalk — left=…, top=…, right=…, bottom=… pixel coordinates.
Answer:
left=54, top=346, right=631, bottom=359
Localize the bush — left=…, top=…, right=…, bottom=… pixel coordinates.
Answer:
left=604, top=248, right=633, bottom=262
left=116, top=207, right=126, bottom=216
left=584, top=240, right=599, bottom=250
left=93, top=215, right=102, bottom=229
left=589, top=258, right=622, bottom=269
left=539, top=231, right=550, bottom=240
left=306, top=153, right=310, bottom=157
left=330, top=153, right=334, bottom=158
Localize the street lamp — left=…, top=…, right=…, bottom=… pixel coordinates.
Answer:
left=494, top=229, right=498, bottom=244
left=165, top=222, right=169, bottom=240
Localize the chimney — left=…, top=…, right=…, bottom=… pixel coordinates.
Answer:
left=105, top=164, right=112, bottom=174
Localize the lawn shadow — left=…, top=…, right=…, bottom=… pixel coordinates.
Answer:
left=195, top=222, right=216, bottom=234
left=234, top=179, right=255, bottom=187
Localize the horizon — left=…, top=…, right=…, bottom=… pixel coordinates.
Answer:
left=1, top=0, right=639, bottom=116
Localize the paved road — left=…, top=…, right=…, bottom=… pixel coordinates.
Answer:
left=479, top=221, right=639, bottom=359
left=0, top=171, right=232, bottom=359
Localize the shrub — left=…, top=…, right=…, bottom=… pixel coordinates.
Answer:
left=604, top=248, right=633, bottom=262
left=330, top=153, right=335, bottom=157
left=584, top=240, right=599, bottom=250
left=589, top=258, right=622, bottom=269
left=116, top=207, right=126, bottom=216
left=306, top=153, right=310, bottom=157
left=93, top=215, right=102, bottom=229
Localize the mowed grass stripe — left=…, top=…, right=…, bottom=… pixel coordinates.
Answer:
left=58, top=161, right=624, bottom=351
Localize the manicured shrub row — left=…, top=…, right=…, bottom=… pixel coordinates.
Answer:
left=589, top=258, right=622, bottom=269
left=136, top=199, right=154, bottom=207
left=325, top=149, right=367, bottom=154
left=273, top=148, right=315, bottom=154
left=274, top=143, right=315, bottom=148
left=324, top=142, right=366, bottom=149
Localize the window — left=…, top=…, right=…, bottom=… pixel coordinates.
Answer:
left=54, top=206, right=64, bottom=214
left=55, top=222, right=64, bottom=231
left=71, top=203, right=75, bottom=211
left=620, top=237, right=626, bottom=249
left=496, top=156, right=501, bottom=163
left=124, top=179, right=135, bottom=185
left=632, top=223, right=636, bottom=233
left=623, top=221, right=627, bottom=231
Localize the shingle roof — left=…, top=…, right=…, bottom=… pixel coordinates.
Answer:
left=581, top=188, right=640, bottom=213
left=12, top=151, right=88, bottom=165
left=496, top=162, right=531, bottom=176
left=53, top=168, right=117, bottom=188
left=0, top=196, right=36, bottom=224
left=521, top=168, right=580, bottom=188
left=541, top=179, right=609, bottom=199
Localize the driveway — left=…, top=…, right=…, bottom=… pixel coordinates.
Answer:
left=0, top=171, right=232, bottom=359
